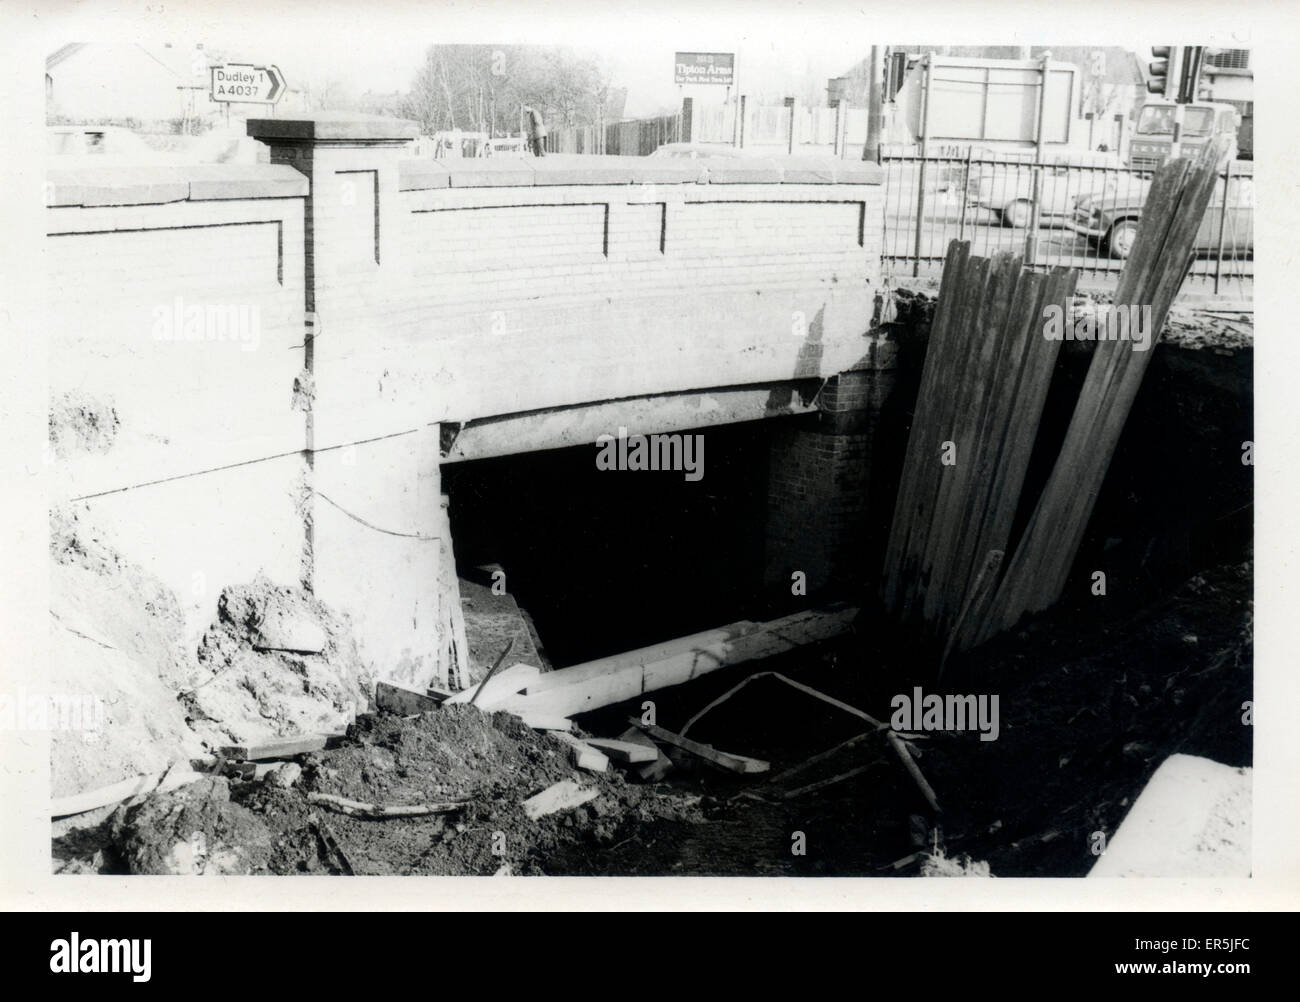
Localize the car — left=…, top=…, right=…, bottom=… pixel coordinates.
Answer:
left=1066, top=164, right=1254, bottom=259
left=47, top=124, right=164, bottom=162
left=966, top=149, right=1122, bottom=228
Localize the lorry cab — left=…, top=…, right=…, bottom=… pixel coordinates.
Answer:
left=1129, top=101, right=1239, bottom=171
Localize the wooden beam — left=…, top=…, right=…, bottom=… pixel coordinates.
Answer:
left=51, top=765, right=204, bottom=818
left=585, top=737, right=659, bottom=764
left=627, top=719, right=769, bottom=775
left=550, top=732, right=609, bottom=773
left=618, top=726, right=674, bottom=781
left=445, top=661, right=538, bottom=709
left=221, top=735, right=328, bottom=761
left=376, top=680, right=441, bottom=716
left=492, top=606, right=856, bottom=720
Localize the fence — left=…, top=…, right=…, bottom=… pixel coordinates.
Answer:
left=881, top=154, right=1254, bottom=297
left=545, top=112, right=684, bottom=156
left=546, top=102, right=871, bottom=158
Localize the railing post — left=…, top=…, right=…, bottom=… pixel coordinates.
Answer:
left=913, top=57, right=932, bottom=278
left=958, top=148, right=972, bottom=242
left=1214, top=162, right=1231, bottom=295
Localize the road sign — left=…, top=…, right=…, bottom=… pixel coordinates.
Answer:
left=674, top=52, right=735, bottom=86
left=210, top=64, right=286, bottom=104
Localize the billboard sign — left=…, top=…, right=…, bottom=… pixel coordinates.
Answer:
left=674, top=52, right=735, bottom=86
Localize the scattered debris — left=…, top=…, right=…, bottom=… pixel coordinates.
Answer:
left=376, top=680, right=442, bottom=716
left=781, top=762, right=882, bottom=800
left=263, top=762, right=303, bottom=789
left=886, top=731, right=942, bottom=814
left=920, top=848, right=993, bottom=877
left=584, top=737, right=658, bottom=765
left=627, top=718, right=769, bottom=775
left=221, top=735, right=330, bottom=762
left=306, top=792, right=469, bottom=819
left=550, top=732, right=609, bottom=773
left=617, top=726, right=674, bottom=782
left=522, top=780, right=598, bottom=820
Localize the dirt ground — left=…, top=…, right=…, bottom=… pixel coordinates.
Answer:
left=53, top=547, right=1250, bottom=877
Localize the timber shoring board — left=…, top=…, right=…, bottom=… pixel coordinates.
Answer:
left=975, top=153, right=1222, bottom=644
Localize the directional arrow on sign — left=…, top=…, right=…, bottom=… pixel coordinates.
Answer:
left=265, top=65, right=284, bottom=103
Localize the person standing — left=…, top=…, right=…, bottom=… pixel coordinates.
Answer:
left=525, top=106, right=547, bottom=157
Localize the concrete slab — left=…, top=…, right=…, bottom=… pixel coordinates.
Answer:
left=398, top=160, right=452, bottom=191
left=444, top=159, right=537, bottom=187
left=185, top=164, right=310, bottom=200
left=46, top=166, right=191, bottom=206
left=703, top=159, right=784, bottom=183
left=1088, top=754, right=1251, bottom=878
left=247, top=113, right=420, bottom=142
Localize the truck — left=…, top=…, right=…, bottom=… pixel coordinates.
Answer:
left=1127, top=99, right=1240, bottom=171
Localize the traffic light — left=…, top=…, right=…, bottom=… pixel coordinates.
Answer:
left=1178, top=46, right=1205, bottom=104
left=1147, top=46, right=1173, bottom=96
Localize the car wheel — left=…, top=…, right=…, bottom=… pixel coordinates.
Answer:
left=1001, top=199, right=1033, bottom=228
left=1106, top=219, right=1139, bottom=259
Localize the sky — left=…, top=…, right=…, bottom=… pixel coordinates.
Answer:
left=31, top=1, right=884, bottom=117
left=31, top=0, right=1253, bottom=118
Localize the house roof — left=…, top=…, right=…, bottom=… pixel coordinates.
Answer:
left=45, top=42, right=86, bottom=70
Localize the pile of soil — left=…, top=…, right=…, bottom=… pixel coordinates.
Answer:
left=182, top=577, right=372, bottom=749
left=49, top=507, right=202, bottom=799
left=49, top=507, right=372, bottom=799
left=61, top=704, right=704, bottom=876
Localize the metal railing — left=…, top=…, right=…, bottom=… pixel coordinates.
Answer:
left=882, top=153, right=1253, bottom=297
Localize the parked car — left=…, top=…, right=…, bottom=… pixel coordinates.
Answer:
left=1066, top=164, right=1254, bottom=259
left=966, top=149, right=1122, bottom=228
left=47, top=125, right=165, bottom=163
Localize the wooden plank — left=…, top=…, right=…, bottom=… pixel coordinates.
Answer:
left=492, top=606, right=856, bottom=720
left=585, top=737, right=659, bottom=764
left=521, top=622, right=763, bottom=697
left=522, top=780, right=598, bottom=820
left=979, top=155, right=1220, bottom=643
left=618, top=726, right=674, bottom=781
left=882, top=241, right=974, bottom=612
left=511, top=711, right=573, bottom=732
left=896, top=253, right=990, bottom=622
left=882, top=241, right=969, bottom=605
left=916, top=251, right=1020, bottom=632
left=307, top=792, right=468, bottom=818
left=220, top=735, right=328, bottom=761
left=376, top=680, right=440, bottom=716
left=51, top=765, right=204, bottom=818
left=627, top=719, right=769, bottom=775
left=550, top=732, right=609, bottom=772
left=437, top=495, right=472, bottom=689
